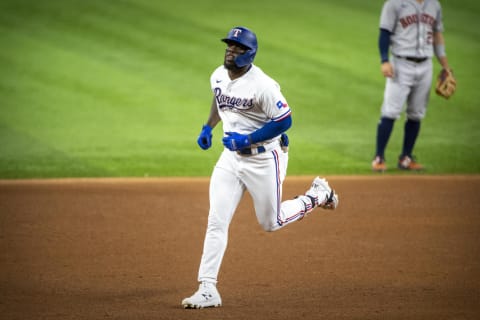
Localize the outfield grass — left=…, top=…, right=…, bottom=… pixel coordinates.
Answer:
left=0, top=0, right=479, bottom=178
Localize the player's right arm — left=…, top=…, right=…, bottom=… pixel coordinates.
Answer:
left=197, top=96, right=221, bottom=150
left=378, top=0, right=396, bottom=78
left=205, top=96, right=221, bottom=129
left=379, top=28, right=394, bottom=78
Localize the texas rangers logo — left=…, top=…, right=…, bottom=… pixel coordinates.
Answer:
left=276, top=100, right=288, bottom=109
left=214, top=87, right=254, bottom=111
left=232, top=28, right=242, bottom=38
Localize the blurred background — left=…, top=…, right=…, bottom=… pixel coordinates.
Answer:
left=0, top=0, right=478, bottom=178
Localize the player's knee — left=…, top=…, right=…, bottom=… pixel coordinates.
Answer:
left=381, top=111, right=401, bottom=120
left=259, top=220, right=280, bottom=232
left=406, top=113, right=425, bottom=121
left=262, top=226, right=276, bottom=232
left=206, top=213, right=229, bottom=233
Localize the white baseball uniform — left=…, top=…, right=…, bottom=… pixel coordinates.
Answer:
left=197, top=64, right=312, bottom=283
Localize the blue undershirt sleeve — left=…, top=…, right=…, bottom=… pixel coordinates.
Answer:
left=249, top=115, right=292, bottom=144
left=379, top=28, right=391, bottom=63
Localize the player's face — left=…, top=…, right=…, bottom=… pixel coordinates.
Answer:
left=224, top=42, right=247, bottom=70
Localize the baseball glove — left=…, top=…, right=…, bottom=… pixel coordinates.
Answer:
left=435, top=68, right=456, bottom=99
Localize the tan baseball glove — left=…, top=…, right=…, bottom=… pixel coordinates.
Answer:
left=435, top=68, right=456, bottom=99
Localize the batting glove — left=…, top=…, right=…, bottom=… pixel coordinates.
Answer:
left=222, top=132, right=252, bottom=151
left=197, top=125, right=212, bottom=150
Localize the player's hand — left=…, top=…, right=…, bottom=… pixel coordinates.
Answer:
left=197, top=125, right=213, bottom=150
left=381, top=62, right=394, bottom=78
left=222, top=132, right=252, bottom=151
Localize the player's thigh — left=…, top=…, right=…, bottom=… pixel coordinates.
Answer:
left=243, top=149, right=287, bottom=230
left=381, top=58, right=417, bottom=118
left=381, top=78, right=411, bottom=119
left=209, top=154, right=245, bottom=226
left=406, top=63, right=433, bottom=120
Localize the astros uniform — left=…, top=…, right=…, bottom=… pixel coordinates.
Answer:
left=372, top=0, right=448, bottom=171
left=380, top=0, right=443, bottom=120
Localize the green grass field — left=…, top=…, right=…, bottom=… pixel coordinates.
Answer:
left=1, top=0, right=479, bottom=178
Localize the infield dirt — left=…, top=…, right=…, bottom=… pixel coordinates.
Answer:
left=1, top=176, right=479, bottom=320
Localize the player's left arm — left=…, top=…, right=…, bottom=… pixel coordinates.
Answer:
left=247, top=87, right=292, bottom=144
left=433, top=31, right=456, bottom=99
left=222, top=84, right=292, bottom=151
left=249, top=115, right=292, bottom=143
left=222, top=115, right=292, bottom=151
left=433, top=31, right=451, bottom=71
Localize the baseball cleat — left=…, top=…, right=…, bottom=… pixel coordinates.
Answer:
left=321, top=189, right=339, bottom=210
left=182, top=282, right=222, bottom=309
left=371, top=156, right=387, bottom=172
left=306, top=177, right=339, bottom=210
left=398, top=155, right=424, bottom=171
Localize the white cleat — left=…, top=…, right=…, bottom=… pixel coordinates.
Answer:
left=305, top=176, right=339, bottom=210
left=182, top=282, right=222, bottom=309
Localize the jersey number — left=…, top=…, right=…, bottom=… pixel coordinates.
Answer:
left=427, top=31, right=433, bottom=45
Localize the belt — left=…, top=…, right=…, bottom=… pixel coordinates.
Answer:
left=237, top=140, right=280, bottom=156
left=238, top=146, right=266, bottom=155
left=396, top=56, right=428, bottom=63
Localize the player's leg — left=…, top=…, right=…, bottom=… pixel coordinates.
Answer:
left=401, top=118, right=421, bottom=159
left=243, top=149, right=335, bottom=232
left=241, top=148, right=290, bottom=231
left=198, top=154, right=245, bottom=283
left=373, top=57, right=413, bottom=171
left=399, top=60, right=433, bottom=170
left=183, top=151, right=244, bottom=309
left=373, top=116, right=395, bottom=170
left=372, top=79, right=408, bottom=171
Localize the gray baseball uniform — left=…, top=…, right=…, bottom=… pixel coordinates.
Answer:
left=380, top=0, right=443, bottom=120
left=372, top=0, right=446, bottom=171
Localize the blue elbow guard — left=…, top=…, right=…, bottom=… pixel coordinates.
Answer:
left=250, top=116, right=292, bottom=144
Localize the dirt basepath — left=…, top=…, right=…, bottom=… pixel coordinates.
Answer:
left=1, top=176, right=479, bottom=320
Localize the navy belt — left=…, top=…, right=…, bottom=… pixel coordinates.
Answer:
left=396, top=56, right=428, bottom=63
left=238, top=146, right=266, bottom=155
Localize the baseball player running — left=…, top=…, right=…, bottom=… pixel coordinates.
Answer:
left=182, top=26, right=339, bottom=309
left=372, top=0, right=453, bottom=171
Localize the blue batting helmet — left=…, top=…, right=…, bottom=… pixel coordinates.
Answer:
left=221, top=26, right=258, bottom=68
